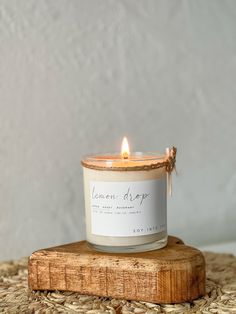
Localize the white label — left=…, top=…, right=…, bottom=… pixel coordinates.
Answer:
left=90, top=179, right=166, bottom=237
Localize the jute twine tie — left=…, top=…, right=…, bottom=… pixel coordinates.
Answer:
left=166, top=147, right=177, bottom=196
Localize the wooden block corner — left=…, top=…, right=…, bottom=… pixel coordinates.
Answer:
left=28, top=236, right=205, bottom=304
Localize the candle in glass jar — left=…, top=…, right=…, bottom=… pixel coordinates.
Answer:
left=81, top=138, right=176, bottom=253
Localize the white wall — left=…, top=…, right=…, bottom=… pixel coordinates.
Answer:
left=0, top=0, right=236, bottom=260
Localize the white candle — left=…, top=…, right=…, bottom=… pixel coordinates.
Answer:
left=81, top=138, right=176, bottom=253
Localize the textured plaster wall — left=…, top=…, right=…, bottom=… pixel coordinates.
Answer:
left=0, top=0, right=236, bottom=260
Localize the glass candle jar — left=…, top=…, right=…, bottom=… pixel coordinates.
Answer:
left=81, top=147, right=176, bottom=253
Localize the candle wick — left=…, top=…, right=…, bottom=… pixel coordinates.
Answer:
left=122, top=152, right=129, bottom=159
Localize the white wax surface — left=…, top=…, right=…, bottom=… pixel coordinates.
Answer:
left=82, top=153, right=167, bottom=170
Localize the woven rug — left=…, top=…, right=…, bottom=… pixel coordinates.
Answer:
left=0, top=252, right=236, bottom=313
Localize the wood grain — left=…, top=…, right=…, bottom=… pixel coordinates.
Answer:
left=28, top=236, right=205, bottom=303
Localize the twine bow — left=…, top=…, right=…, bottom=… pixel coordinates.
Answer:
left=166, top=147, right=177, bottom=196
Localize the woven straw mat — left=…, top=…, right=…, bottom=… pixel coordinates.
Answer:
left=0, top=252, right=236, bottom=313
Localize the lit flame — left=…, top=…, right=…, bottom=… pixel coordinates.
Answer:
left=121, top=137, right=130, bottom=159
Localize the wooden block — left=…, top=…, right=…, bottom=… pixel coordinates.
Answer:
left=28, top=236, right=205, bottom=304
